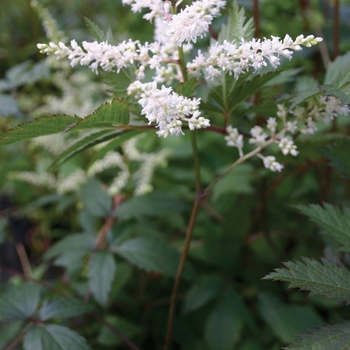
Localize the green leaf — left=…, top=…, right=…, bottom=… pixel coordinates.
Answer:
left=286, top=321, right=350, bottom=349
left=204, top=289, right=244, bottom=350
left=295, top=203, right=350, bottom=251
left=0, top=115, right=80, bottom=147
left=84, top=17, right=106, bottom=42
left=50, top=130, right=126, bottom=170
left=23, top=324, right=92, bottom=350
left=319, top=84, right=350, bottom=105
left=79, top=178, right=112, bottom=218
left=0, top=282, right=41, bottom=320
left=117, top=191, right=186, bottom=219
left=44, top=233, right=95, bottom=261
left=44, top=233, right=95, bottom=274
left=68, top=99, right=130, bottom=131
left=218, top=0, right=254, bottom=43
left=324, top=51, right=350, bottom=88
left=39, top=298, right=94, bottom=321
left=183, top=275, right=225, bottom=313
left=112, top=236, right=195, bottom=279
left=211, top=71, right=281, bottom=113
left=264, top=257, right=350, bottom=303
left=319, top=138, right=350, bottom=180
left=88, top=251, right=116, bottom=306
left=175, top=78, right=198, bottom=98
left=257, top=294, right=322, bottom=343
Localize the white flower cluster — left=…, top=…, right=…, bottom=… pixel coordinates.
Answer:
left=225, top=95, right=350, bottom=172
left=128, top=81, right=210, bottom=137
left=166, top=0, right=226, bottom=46
left=187, top=35, right=323, bottom=80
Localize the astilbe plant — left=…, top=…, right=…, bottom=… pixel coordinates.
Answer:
left=0, top=0, right=350, bottom=349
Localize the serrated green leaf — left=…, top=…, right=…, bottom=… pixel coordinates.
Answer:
left=84, top=17, right=106, bottom=42
left=88, top=251, right=116, bottom=306
left=68, top=99, right=130, bottom=131
left=324, top=51, right=350, bottom=88
left=218, top=0, right=254, bottom=44
left=50, top=130, right=125, bottom=170
left=112, top=236, right=195, bottom=279
left=39, top=298, right=94, bottom=321
left=175, top=78, right=198, bottom=98
left=79, top=178, right=112, bottom=217
left=257, top=294, right=322, bottom=343
left=205, top=289, right=244, bottom=350
left=23, top=324, right=92, bottom=350
left=319, top=138, right=350, bottom=180
left=44, top=233, right=95, bottom=261
left=319, top=84, right=350, bottom=105
left=295, top=203, right=350, bottom=251
left=117, top=191, right=186, bottom=219
left=0, top=283, right=41, bottom=320
left=183, top=275, right=225, bottom=313
left=264, top=257, right=350, bottom=303
left=286, top=321, right=350, bottom=349
left=0, top=115, right=80, bottom=147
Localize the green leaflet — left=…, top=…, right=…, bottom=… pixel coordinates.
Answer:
left=0, top=115, right=80, bottom=147
left=295, top=203, right=350, bottom=251
left=0, top=283, right=42, bottom=320
left=218, top=0, right=254, bottom=44
left=38, top=298, right=94, bottom=321
left=264, top=257, right=350, bottom=303
left=286, top=321, right=350, bottom=349
left=88, top=251, right=117, bottom=306
left=112, top=236, right=195, bottom=279
left=23, top=324, right=92, bottom=350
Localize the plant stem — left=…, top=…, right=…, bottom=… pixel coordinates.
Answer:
left=163, top=194, right=200, bottom=350
left=253, top=0, right=260, bottom=38
left=6, top=324, right=32, bottom=350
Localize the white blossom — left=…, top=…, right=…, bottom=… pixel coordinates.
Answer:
left=166, top=0, right=226, bottom=46
left=132, top=81, right=209, bottom=137
left=249, top=126, right=268, bottom=146
left=225, top=125, right=244, bottom=156
left=187, top=35, right=322, bottom=80
left=278, top=137, right=298, bottom=156
left=260, top=155, right=284, bottom=172
left=266, top=117, right=277, bottom=134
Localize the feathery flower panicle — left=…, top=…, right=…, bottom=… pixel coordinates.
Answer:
left=187, top=35, right=323, bottom=80
left=128, top=81, right=209, bottom=137
left=166, top=0, right=226, bottom=46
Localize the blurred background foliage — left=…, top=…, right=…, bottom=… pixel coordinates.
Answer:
left=0, top=0, right=350, bottom=349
